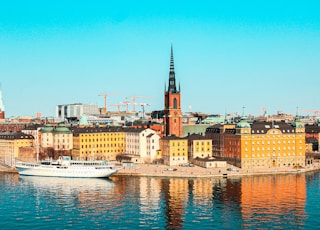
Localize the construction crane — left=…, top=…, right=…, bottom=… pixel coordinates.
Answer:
left=107, top=104, right=125, bottom=113
left=125, top=95, right=154, bottom=113
left=98, top=92, right=122, bottom=114
left=120, top=101, right=132, bottom=113
left=140, top=103, right=150, bottom=119
left=260, top=107, right=267, bottom=117
left=299, top=110, right=320, bottom=117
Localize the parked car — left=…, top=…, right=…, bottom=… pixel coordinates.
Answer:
left=166, top=168, right=177, bottom=171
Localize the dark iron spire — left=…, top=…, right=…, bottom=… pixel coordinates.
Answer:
left=168, top=44, right=177, bottom=93
left=170, top=45, right=175, bottom=73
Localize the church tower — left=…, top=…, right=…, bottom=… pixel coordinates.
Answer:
left=164, top=45, right=182, bottom=137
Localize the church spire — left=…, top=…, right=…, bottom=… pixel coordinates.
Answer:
left=168, top=44, right=177, bottom=93
left=170, top=44, right=175, bottom=73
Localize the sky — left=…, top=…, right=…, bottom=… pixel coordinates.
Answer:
left=1, top=0, right=320, bottom=118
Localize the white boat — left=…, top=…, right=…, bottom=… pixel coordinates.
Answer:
left=15, top=156, right=119, bottom=178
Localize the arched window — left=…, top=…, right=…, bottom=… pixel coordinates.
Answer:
left=173, top=98, right=177, bottom=109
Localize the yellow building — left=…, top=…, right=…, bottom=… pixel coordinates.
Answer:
left=160, top=136, right=188, bottom=166
left=224, top=118, right=306, bottom=169
left=0, top=132, right=34, bottom=166
left=72, top=127, right=125, bottom=161
left=186, top=133, right=212, bottom=159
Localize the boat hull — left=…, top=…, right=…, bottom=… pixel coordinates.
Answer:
left=16, top=163, right=117, bottom=178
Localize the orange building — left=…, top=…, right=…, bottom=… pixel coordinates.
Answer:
left=163, top=45, right=182, bottom=137
left=223, top=117, right=306, bottom=169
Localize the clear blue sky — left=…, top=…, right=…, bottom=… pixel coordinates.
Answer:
left=1, top=1, right=319, bottom=118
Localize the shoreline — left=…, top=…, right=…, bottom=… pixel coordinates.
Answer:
left=1, top=163, right=319, bottom=178
left=112, top=163, right=320, bottom=178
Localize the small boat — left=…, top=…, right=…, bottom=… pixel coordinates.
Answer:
left=15, top=156, right=118, bottom=178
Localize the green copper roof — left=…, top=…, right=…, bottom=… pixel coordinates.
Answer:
left=54, top=123, right=71, bottom=134
left=41, top=124, right=54, bottom=133
left=236, top=117, right=251, bottom=128
left=183, top=124, right=211, bottom=137
left=292, top=115, right=305, bottom=128
left=79, top=114, right=89, bottom=126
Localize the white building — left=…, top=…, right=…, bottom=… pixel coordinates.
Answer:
left=56, top=103, right=99, bottom=120
left=146, top=133, right=160, bottom=163
left=125, top=128, right=160, bottom=163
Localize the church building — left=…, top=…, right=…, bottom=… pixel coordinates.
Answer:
left=163, top=46, right=183, bottom=137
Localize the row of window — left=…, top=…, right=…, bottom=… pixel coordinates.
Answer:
left=80, top=133, right=123, bottom=137
left=81, top=144, right=124, bottom=148
left=194, top=148, right=211, bottom=152
left=80, top=150, right=119, bottom=154
left=228, top=140, right=304, bottom=145
left=248, top=140, right=303, bottom=145
left=251, top=129, right=296, bottom=134
left=243, top=135, right=303, bottom=139
left=244, top=152, right=303, bottom=157
left=248, top=146, right=303, bottom=151
left=80, top=138, right=124, bottom=142
left=167, top=142, right=186, bottom=146
left=195, top=142, right=211, bottom=145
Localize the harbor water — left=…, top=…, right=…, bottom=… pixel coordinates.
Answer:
left=1, top=171, right=320, bottom=229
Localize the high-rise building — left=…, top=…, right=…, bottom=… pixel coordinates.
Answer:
left=56, top=103, right=99, bottom=121
left=164, top=45, right=182, bottom=137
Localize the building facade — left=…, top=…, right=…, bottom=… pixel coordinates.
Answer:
left=125, top=128, right=159, bottom=163
left=305, top=124, right=320, bottom=152
left=222, top=118, right=306, bottom=169
left=0, top=132, right=34, bottom=166
left=56, top=103, right=99, bottom=121
left=160, top=135, right=188, bottom=166
left=163, top=46, right=182, bottom=137
left=53, top=123, right=73, bottom=151
left=187, top=133, right=212, bottom=160
left=206, top=123, right=236, bottom=157
left=40, top=123, right=73, bottom=159
left=146, top=133, right=161, bottom=163
left=72, top=127, right=125, bottom=161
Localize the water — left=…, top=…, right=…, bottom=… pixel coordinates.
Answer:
left=1, top=172, right=320, bottom=229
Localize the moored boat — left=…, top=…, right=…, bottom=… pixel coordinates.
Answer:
left=15, top=156, right=118, bottom=178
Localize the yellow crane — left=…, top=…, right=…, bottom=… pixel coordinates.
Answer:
left=125, top=95, right=154, bottom=113
left=98, top=92, right=122, bottom=114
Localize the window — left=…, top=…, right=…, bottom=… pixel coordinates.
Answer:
left=173, top=98, right=177, bottom=109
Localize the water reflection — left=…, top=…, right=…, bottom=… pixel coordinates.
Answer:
left=0, top=172, right=311, bottom=229
left=141, top=174, right=307, bottom=229
left=240, top=174, right=307, bottom=229
left=21, top=176, right=115, bottom=215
